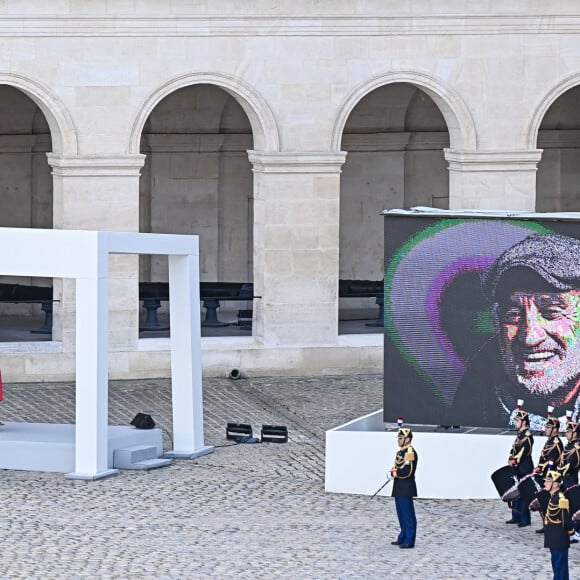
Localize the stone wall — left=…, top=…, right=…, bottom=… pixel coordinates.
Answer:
left=0, top=3, right=579, bottom=380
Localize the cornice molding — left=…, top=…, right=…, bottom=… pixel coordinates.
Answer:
left=1, top=15, right=580, bottom=37
left=248, top=151, right=347, bottom=173
left=444, top=149, right=543, bottom=172
left=47, top=154, right=146, bottom=176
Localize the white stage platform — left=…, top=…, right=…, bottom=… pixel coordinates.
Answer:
left=0, top=228, right=212, bottom=479
left=325, top=409, right=550, bottom=499
left=0, top=423, right=163, bottom=476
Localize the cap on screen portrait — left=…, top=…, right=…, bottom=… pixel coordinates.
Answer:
left=483, top=233, right=580, bottom=303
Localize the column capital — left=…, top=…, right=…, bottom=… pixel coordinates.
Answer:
left=46, top=154, right=146, bottom=177
left=247, top=151, right=347, bottom=174
left=444, top=149, right=543, bottom=172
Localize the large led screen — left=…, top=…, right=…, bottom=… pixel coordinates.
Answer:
left=383, top=214, right=580, bottom=429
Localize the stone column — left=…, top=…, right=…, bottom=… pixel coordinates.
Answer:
left=46, top=154, right=145, bottom=351
left=248, top=151, right=346, bottom=347
left=444, top=149, right=543, bottom=211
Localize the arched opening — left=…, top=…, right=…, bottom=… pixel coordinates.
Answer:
left=536, top=85, right=580, bottom=211
left=339, top=83, right=450, bottom=333
left=0, top=85, right=53, bottom=342
left=139, top=84, right=255, bottom=336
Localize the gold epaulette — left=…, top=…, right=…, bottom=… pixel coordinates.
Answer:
left=559, top=494, right=569, bottom=510
left=404, top=446, right=415, bottom=462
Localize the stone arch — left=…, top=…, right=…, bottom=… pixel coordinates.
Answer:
left=0, top=72, right=77, bottom=155
left=527, top=72, right=580, bottom=148
left=129, top=72, right=280, bottom=154
left=331, top=70, right=477, bottom=152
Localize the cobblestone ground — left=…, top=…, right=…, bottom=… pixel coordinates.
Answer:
left=0, top=374, right=577, bottom=579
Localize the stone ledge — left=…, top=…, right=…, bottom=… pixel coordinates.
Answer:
left=1, top=15, right=579, bottom=37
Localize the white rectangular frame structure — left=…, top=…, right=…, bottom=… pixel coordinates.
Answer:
left=0, top=227, right=212, bottom=480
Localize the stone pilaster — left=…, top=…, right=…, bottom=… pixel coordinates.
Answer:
left=46, top=154, right=145, bottom=351
left=248, top=151, right=346, bottom=347
left=444, top=149, right=543, bottom=211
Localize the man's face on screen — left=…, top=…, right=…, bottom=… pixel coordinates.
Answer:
left=499, top=289, right=580, bottom=395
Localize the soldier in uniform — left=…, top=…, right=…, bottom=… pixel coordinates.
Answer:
left=506, top=400, right=534, bottom=527
left=558, top=412, right=580, bottom=541
left=389, top=420, right=418, bottom=549
left=543, top=468, right=574, bottom=580
left=535, top=406, right=564, bottom=534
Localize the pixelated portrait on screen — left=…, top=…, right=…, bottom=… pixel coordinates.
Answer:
left=383, top=216, right=580, bottom=429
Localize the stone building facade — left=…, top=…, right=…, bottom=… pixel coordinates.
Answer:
left=1, top=2, right=580, bottom=381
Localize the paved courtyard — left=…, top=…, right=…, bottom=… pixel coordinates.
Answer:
left=0, top=374, right=577, bottom=579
